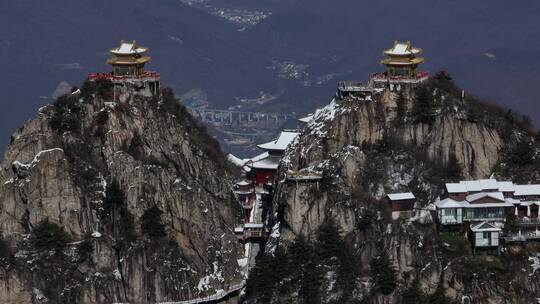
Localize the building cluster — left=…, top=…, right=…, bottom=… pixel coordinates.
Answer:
left=229, top=129, right=301, bottom=242
left=436, top=179, right=540, bottom=250
left=228, top=40, right=430, bottom=243
left=387, top=179, right=540, bottom=253
left=89, top=39, right=540, bottom=257
left=228, top=117, right=325, bottom=243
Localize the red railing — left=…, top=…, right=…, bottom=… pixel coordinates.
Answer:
left=88, top=71, right=160, bottom=81
left=370, top=71, right=429, bottom=81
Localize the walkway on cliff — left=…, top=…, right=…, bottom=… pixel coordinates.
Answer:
left=157, top=281, right=245, bottom=304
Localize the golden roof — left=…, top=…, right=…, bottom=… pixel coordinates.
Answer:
left=109, top=40, right=149, bottom=56
left=384, top=40, right=422, bottom=57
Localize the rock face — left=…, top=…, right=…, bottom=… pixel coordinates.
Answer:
left=264, top=79, right=540, bottom=303
left=0, top=86, right=243, bottom=303
left=276, top=89, right=505, bottom=239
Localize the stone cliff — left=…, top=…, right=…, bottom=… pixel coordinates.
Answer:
left=249, top=74, right=540, bottom=303
left=0, top=82, right=243, bottom=303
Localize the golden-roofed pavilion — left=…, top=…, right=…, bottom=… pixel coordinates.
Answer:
left=380, top=40, right=425, bottom=78
left=107, top=40, right=151, bottom=77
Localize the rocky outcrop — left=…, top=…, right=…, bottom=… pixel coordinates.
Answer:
left=275, top=89, right=505, bottom=238
left=265, top=81, right=540, bottom=303
left=0, top=87, right=243, bottom=303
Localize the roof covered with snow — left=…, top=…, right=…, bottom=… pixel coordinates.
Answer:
left=244, top=223, right=264, bottom=229
left=461, top=179, right=498, bottom=191
left=514, top=184, right=540, bottom=196
left=470, top=221, right=501, bottom=232
left=387, top=192, right=415, bottom=201
left=227, top=154, right=245, bottom=166
left=435, top=198, right=466, bottom=209
left=436, top=195, right=518, bottom=209
left=298, top=115, right=314, bottom=123
left=466, top=192, right=505, bottom=203
left=257, top=130, right=300, bottom=151
left=497, top=181, right=515, bottom=192
left=446, top=179, right=516, bottom=193
left=445, top=183, right=467, bottom=193
left=251, top=155, right=280, bottom=170
left=110, top=40, right=148, bottom=55
left=236, top=180, right=252, bottom=186
left=228, top=152, right=272, bottom=170
left=384, top=41, right=422, bottom=56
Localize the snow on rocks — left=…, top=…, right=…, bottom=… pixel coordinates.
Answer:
left=33, top=288, right=49, bottom=303
left=91, top=231, right=102, bottom=238
left=98, top=176, right=107, bottom=198
left=306, top=99, right=340, bottom=138
left=529, top=256, right=540, bottom=276
left=237, top=258, right=248, bottom=268
left=270, top=222, right=280, bottom=238
left=325, top=271, right=337, bottom=292
left=196, top=261, right=224, bottom=292
left=11, top=148, right=64, bottom=179
left=409, top=205, right=434, bottom=224
left=113, top=269, right=122, bottom=281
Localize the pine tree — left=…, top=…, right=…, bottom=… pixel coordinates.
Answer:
left=103, top=180, right=125, bottom=213
left=273, top=248, right=291, bottom=295
left=141, top=205, right=167, bottom=238
left=103, top=180, right=137, bottom=243
left=358, top=208, right=376, bottom=231
left=77, top=238, right=94, bottom=263
left=288, top=236, right=322, bottom=304
left=245, top=256, right=274, bottom=303
left=299, top=256, right=322, bottom=304
left=396, top=91, right=407, bottom=121
left=401, top=277, right=425, bottom=304
left=335, top=241, right=359, bottom=301
left=445, top=153, right=463, bottom=182
left=427, top=282, right=451, bottom=304
left=31, top=220, right=70, bottom=252
left=317, top=218, right=343, bottom=260
left=510, top=137, right=534, bottom=166
left=411, top=86, right=435, bottom=124
left=503, top=213, right=519, bottom=234
left=370, top=253, right=397, bottom=295
left=0, top=236, right=10, bottom=259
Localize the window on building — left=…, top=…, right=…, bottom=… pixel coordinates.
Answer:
left=443, top=209, right=455, bottom=216
left=465, top=208, right=505, bottom=219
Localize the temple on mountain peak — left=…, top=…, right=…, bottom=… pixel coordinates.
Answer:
left=88, top=40, right=160, bottom=99
left=370, top=40, right=428, bottom=89
left=381, top=40, right=424, bottom=78
left=107, top=40, right=150, bottom=77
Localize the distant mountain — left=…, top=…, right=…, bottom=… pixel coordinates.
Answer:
left=1, top=0, right=539, bottom=151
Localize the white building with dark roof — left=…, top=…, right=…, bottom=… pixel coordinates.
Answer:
left=436, top=178, right=540, bottom=247
left=469, top=221, right=501, bottom=249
